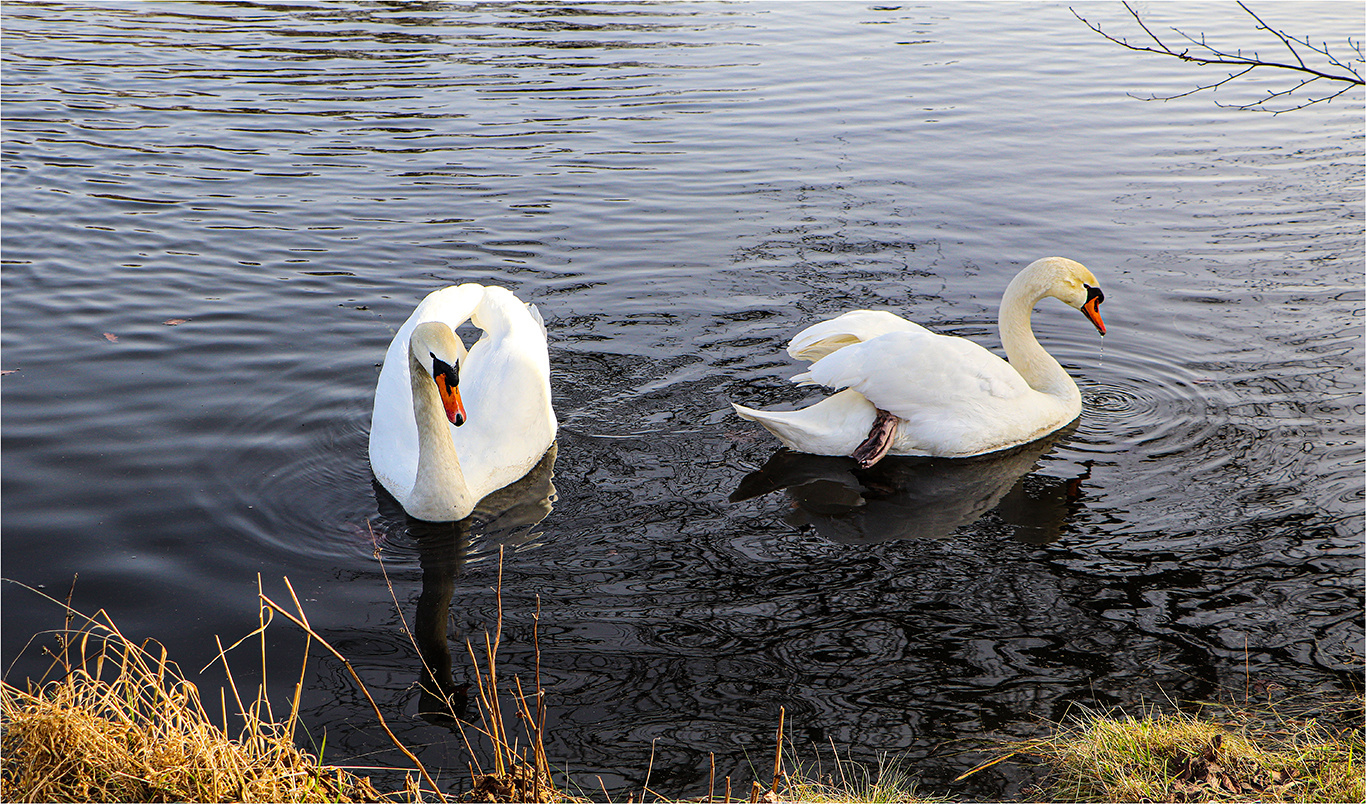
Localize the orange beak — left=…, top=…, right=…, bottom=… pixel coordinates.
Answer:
left=436, top=375, right=466, bottom=426
left=1081, top=286, right=1106, bottom=336
left=431, top=355, right=466, bottom=426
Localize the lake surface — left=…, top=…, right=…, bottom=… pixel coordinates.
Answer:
left=3, top=2, right=1362, bottom=799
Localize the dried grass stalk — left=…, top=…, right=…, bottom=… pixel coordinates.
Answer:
left=0, top=596, right=392, bottom=803
left=455, top=550, right=584, bottom=803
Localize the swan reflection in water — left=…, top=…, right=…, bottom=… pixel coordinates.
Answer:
left=374, top=445, right=558, bottom=727
left=730, top=425, right=1089, bottom=545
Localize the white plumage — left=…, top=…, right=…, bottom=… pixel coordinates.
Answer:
left=369, top=284, right=556, bottom=521
left=733, top=257, right=1106, bottom=461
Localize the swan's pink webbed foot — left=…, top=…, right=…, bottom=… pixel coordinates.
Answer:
left=851, top=408, right=899, bottom=468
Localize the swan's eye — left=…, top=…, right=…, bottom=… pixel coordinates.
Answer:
left=1084, top=284, right=1105, bottom=305
left=431, top=353, right=459, bottom=380
left=430, top=352, right=459, bottom=385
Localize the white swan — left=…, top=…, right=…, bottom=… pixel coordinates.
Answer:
left=369, top=284, right=557, bottom=521
left=733, top=257, right=1106, bottom=466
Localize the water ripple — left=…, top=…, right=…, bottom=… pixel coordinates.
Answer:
left=2, top=3, right=1360, bottom=800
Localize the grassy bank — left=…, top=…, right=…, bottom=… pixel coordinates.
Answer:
left=1015, top=696, right=1364, bottom=803
left=3, top=579, right=1361, bottom=803
left=0, top=592, right=401, bottom=803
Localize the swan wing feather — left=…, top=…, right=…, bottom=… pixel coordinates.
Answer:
left=453, top=288, right=557, bottom=496
left=732, top=389, right=877, bottom=456
left=789, top=329, right=1047, bottom=456
left=786, top=310, right=929, bottom=362
left=794, top=329, right=1033, bottom=419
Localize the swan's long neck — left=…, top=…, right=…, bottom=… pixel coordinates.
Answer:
left=998, top=273, right=1080, bottom=405
left=407, top=348, right=472, bottom=521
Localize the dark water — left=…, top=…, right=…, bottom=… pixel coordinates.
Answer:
left=3, top=2, right=1362, bottom=799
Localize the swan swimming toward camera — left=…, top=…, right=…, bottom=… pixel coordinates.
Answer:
left=369, top=284, right=556, bottom=522
left=732, top=257, right=1106, bottom=466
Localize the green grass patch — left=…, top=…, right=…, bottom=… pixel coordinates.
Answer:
left=1017, top=696, right=1364, bottom=803
left=779, top=751, right=948, bottom=804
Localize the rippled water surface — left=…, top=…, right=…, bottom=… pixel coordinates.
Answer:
left=3, top=2, right=1362, bottom=798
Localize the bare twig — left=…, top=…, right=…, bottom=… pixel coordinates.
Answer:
left=1239, top=1, right=1309, bottom=70
left=1072, top=2, right=1362, bottom=113
left=370, top=521, right=458, bottom=724
left=455, top=546, right=578, bottom=802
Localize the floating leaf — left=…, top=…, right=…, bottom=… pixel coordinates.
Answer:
left=103, top=333, right=119, bottom=342
left=163, top=318, right=190, bottom=326
left=1, top=369, right=18, bottom=376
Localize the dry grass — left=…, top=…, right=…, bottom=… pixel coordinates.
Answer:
left=3, top=547, right=585, bottom=804
left=449, top=552, right=585, bottom=804
left=364, top=540, right=581, bottom=804
left=9, top=568, right=1359, bottom=804
left=0, top=582, right=403, bottom=803
left=777, top=749, right=945, bottom=804
left=1017, top=696, right=1365, bottom=803
left=657, top=708, right=944, bottom=804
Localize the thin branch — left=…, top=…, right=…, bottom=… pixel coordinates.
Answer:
left=1129, top=64, right=1256, bottom=102
left=1237, top=1, right=1308, bottom=70
left=1124, top=1, right=1176, bottom=54
left=1072, top=3, right=1363, bottom=113
left=1080, top=5, right=1362, bottom=84
left=1216, top=78, right=1359, bottom=114
left=1256, top=74, right=1322, bottom=104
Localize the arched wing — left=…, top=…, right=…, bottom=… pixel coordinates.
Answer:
left=793, top=329, right=1033, bottom=421
left=786, top=310, right=930, bottom=362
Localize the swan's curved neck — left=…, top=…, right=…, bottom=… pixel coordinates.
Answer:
left=407, top=349, right=472, bottom=520
left=998, top=276, right=1079, bottom=403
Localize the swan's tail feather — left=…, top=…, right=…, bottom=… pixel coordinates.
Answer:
left=731, top=391, right=877, bottom=457
left=731, top=403, right=808, bottom=451
left=731, top=402, right=765, bottom=423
